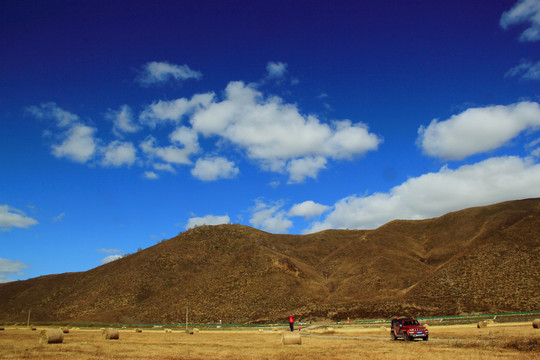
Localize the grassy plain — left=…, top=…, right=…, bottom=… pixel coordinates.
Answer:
left=0, top=322, right=538, bottom=359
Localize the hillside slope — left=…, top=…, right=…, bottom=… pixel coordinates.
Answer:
left=1, top=198, right=538, bottom=323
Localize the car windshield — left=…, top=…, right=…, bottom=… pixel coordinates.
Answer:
left=403, top=320, right=419, bottom=326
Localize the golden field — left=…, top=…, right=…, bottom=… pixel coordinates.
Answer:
left=0, top=322, right=538, bottom=359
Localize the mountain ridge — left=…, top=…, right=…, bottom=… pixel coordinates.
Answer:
left=1, top=198, right=539, bottom=323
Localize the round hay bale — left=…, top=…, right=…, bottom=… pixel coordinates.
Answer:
left=102, top=328, right=119, bottom=340
left=477, top=321, right=488, bottom=329
left=281, top=332, right=302, bottom=345
left=0, top=327, right=5, bottom=331
left=135, top=329, right=142, bottom=333
left=31, top=327, right=37, bottom=331
left=61, top=327, right=69, bottom=334
left=164, top=329, right=172, bottom=333
left=39, top=329, right=64, bottom=344
left=185, top=329, right=194, bottom=335
left=533, top=319, right=540, bottom=329
left=193, top=328, right=200, bottom=333
left=380, top=326, right=387, bottom=331
left=258, top=329, right=264, bottom=333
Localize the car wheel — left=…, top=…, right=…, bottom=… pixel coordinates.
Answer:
left=423, top=335, right=429, bottom=341
left=403, top=333, right=410, bottom=341
left=391, top=331, right=397, bottom=341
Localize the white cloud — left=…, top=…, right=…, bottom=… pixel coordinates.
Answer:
left=286, top=156, right=327, bottom=183
left=500, top=0, right=540, bottom=41
left=26, top=102, right=79, bottom=128
left=418, top=102, right=540, bottom=160
left=139, top=93, right=214, bottom=128
left=143, top=171, right=159, bottom=179
left=186, top=214, right=231, bottom=229
left=191, top=81, right=381, bottom=182
left=249, top=200, right=292, bottom=233
left=100, top=255, right=123, bottom=264
left=52, top=124, right=97, bottom=163
left=0, top=258, right=29, bottom=283
left=266, top=61, right=287, bottom=79
left=107, top=105, right=141, bottom=137
left=191, top=156, right=239, bottom=181
left=140, top=136, right=196, bottom=165
left=505, top=60, right=540, bottom=80
left=306, top=156, right=540, bottom=233
left=137, top=61, right=202, bottom=85
left=97, top=248, right=122, bottom=254
left=153, top=163, right=176, bottom=173
left=101, top=141, right=137, bottom=167
left=0, top=205, right=38, bottom=231
left=289, top=201, right=331, bottom=219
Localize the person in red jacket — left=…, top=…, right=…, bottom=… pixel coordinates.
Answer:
left=288, top=314, right=295, bottom=332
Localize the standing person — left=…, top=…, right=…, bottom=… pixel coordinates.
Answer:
left=288, top=314, right=295, bottom=332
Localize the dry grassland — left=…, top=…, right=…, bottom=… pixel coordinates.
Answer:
left=0, top=322, right=538, bottom=360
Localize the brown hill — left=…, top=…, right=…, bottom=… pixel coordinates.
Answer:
left=1, top=198, right=539, bottom=324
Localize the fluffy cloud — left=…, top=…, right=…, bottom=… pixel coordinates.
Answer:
left=191, top=81, right=381, bottom=182
left=191, top=156, right=239, bottom=181
left=186, top=214, right=230, bottom=229
left=306, top=156, right=540, bottom=233
left=140, top=136, right=196, bottom=165
left=249, top=200, right=292, bottom=233
left=0, top=258, right=29, bottom=283
left=139, top=93, right=214, bottom=128
left=137, top=61, right=202, bottom=85
left=107, top=105, right=141, bottom=137
left=101, top=141, right=137, bottom=167
left=143, top=171, right=159, bottom=179
left=417, top=102, right=540, bottom=160
left=505, top=60, right=540, bottom=80
left=500, top=0, right=540, bottom=41
left=0, top=205, right=38, bottom=231
left=52, top=124, right=97, bottom=163
left=266, top=61, right=287, bottom=78
left=289, top=200, right=331, bottom=219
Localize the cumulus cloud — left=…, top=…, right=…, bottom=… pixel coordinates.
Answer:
left=191, top=156, right=239, bottom=181
left=266, top=61, right=288, bottom=79
left=140, top=135, right=196, bottom=165
left=417, top=102, right=540, bottom=160
left=0, top=258, right=29, bottom=283
left=500, top=0, right=540, bottom=41
left=52, top=124, right=97, bottom=163
left=100, top=255, right=123, bottom=264
left=107, top=105, right=141, bottom=137
left=249, top=200, right=292, bottom=233
left=143, top=171, right=159, bottom=179
left=137, top=61, right=202, bottom=85
left=289, top=201, right=331, bottom=219
left=0, top=205, right=38, bottom=231
left=191, top=81, right=381, bottom=182
left=505, top=60, right=540, bottom=80
left=101, top=141, right=137, bottom=167
left=139, top=93, right=214, bottom=128
left=306, top=156, right=540, bottom=233
left=186, top=214, right=231, bottom=229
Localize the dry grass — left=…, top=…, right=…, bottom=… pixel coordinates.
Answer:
left=0, top=322, right=538, bottom=359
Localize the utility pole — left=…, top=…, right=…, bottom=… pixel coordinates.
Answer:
left=185, top=306, right=188, bottom=331
left=27, top=309, right=31, bottom=328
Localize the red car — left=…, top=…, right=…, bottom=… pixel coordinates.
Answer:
left=390, top=318, right=428, bottom=341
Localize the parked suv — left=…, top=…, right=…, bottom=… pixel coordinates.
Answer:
left=390, top=318, right=428, bottom=341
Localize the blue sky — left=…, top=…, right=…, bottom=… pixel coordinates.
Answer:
left=2, top=0, right=540, bottom=282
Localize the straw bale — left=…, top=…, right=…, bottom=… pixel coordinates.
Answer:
left=0, top=327, right=4, bottom=331
left=281, top=332, right=302, bottom=345
left=102, top=328, right=119, bottom=340
left=39, top=329, right=64, bottom=344
left=135, top=329, right=142, bottom=333
left=476, top=321, right=488, bottom=328
left=61, top=327, right=69, bottom=334
left=533, top=319, right=540, bottom=329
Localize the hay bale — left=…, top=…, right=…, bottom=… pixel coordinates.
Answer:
left=39, top=329, right=64, bottom=344
left=477, top=321, right=488, bottom=328
left=61, top=327, right=69, bottom=334
left=135, top=329, right=142, bottom=333
left=380, top=326, right=387, bottom=331
left=185, top=329, right=194, bottom=335
left=258, top=329, right=264, bottom=333
left=0, top=327, right=4, bottom=331
left=281, top=332, right=302, bottom=345
left=102, top=328, right=119, bottom=340
left=164, top=329, right=172, bottom=333
left=193, top=328, right=200, bottom=333
left=533, top=319, right=540, bottom=329
left=31, top=327, right=37, bottom=331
